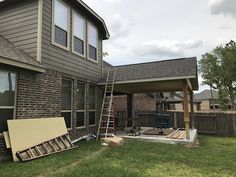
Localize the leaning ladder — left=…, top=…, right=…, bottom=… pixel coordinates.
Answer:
left=97, top=68, right=116, bottom=140
left=16, top=133, right=77, bottom=162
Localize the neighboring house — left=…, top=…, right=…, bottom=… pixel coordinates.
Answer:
left=194, top=89, right=219, bottom=110
left=168, top=92, right=201, bottom=111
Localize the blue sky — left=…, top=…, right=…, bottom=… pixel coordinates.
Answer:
left=84, top=0, right=236, bottom=91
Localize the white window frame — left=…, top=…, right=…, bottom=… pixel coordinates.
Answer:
left=61, top=78, right=73, bottom=130
left=51, top=0, right=70, bottom=51
left=76, top=82, right=86, bottom=129
left=87, top=22, right=98, bottom=63
left=72, top=10, right=86, bottom=58
left=89, top=84, right=96, bottom=126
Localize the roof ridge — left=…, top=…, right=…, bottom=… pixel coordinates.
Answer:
left=114, top=57, right=196, bottom=68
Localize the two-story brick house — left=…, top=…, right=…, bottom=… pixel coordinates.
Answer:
left=0, top=0, right=109, bottom=154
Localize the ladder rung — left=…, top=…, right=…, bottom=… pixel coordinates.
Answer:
left=100, top=127, right=114, bottom=129
left=35, top=146, right=43, bottom=156
left=42, top=143, right=50, bottom=153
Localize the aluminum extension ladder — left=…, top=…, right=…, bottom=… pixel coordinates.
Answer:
left=97, top=68, right=116, bottom=140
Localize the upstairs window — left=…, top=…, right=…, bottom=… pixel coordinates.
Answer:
left=72, top=12, right=85, bottom=56
left=88, top=23, right=98, bottom=61
left=52, top=0, right=69, bottom=49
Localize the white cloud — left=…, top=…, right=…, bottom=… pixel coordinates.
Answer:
left=217, top=24, right=232, bottom=30
left=108, top=14, right=130, bottom=40
left=100, top=0, right=123, bottom=4
left=209, top=0, right=236, bottom=18
left=133, top=38, right=203, bottom=58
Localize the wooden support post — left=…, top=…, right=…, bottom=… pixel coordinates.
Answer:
left=190, top=91, right=195, bottom=129
left=174, top=112, right=177, bottom=129
left=127, top=94, right=133, bottom=127
left=183, top=81, right=190, bottom=139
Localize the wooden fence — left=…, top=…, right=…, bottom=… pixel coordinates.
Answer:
left=135, top=111, right=236, bottom=136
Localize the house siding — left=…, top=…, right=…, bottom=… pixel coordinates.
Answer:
left=0, top=0, right=38, bottom=60
left=41, top=0, right=103, bottom=82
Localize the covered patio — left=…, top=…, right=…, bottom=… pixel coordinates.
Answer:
left=99, top=57, right=199, bottom=141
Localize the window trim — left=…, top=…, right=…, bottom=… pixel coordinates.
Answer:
left=51, top=0, right=70, bottom=51
left=76, top=81, right=86, bottom=129
left=87, top=22, right=98, bottom=63
left=89, top=84, right=97, bottom=126
left=61, top=78, right=73, bottom=130
left=72, top=10, right=86, bottom=58
left=0, top=70, right=17, bottom=133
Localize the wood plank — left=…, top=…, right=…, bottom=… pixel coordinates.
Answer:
left=3, top=131, right=11, bottom=149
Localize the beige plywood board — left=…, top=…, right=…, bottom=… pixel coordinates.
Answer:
left=7, top=117, right=68, bottom=161
left=3, top=131, right=11, bottom=149
left=101, top=136, right=124, bottom=147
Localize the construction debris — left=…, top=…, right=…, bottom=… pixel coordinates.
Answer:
left=101, top=136, right=124, bottom=147
left=3, top=131, right=11, bottom=149
left=166, top=129, right=186, bottom=140
left=16, top=133, right=77, bottom=162
left=6, top=117, right=74, bottom=161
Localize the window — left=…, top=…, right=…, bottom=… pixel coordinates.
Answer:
left=72, top=12, right=85, bottom=56
left=0, top=71, right=16, bottom=132
left=61, top=79, right=72, bottom=129
left=76, top=82, right=86, bottom=127
left=89, top=85, right=96, bottom=125
left=52, top=0, right=69, bottom=49
left=88, top=23, right=98, bottom=61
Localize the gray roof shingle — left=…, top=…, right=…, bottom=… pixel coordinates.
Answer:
left=114, top=57, right=197, bottom=82
left=0, top=35, right=45, bottom=72
left=194, top=89, right=218, bottom=100
left=102, top=57, right=197, bottom=83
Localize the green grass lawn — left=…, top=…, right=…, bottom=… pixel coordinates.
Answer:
left=0, top=135, right=236, bottom=177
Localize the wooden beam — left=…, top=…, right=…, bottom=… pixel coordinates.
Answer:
left=190, top=91, right=195, bottom=129
left=186, top=79, right=192, bottom=91
left=183, top=81, right=190, bottom=139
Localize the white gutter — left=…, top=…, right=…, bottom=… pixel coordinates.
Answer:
left=98, top=75, right=196, bottom=85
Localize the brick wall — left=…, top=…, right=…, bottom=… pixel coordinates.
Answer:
left=113, top=95, right=127, bottom=112
left=16, top=69, right=61, bottom=118
left=134, top=94, right=156, bottom=112
left=113, top=93, right=156, bottom=113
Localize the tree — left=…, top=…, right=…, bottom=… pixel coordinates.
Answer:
left=199, top=40, right=236, bottom=110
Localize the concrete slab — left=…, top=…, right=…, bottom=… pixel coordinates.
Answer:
left=116, top=128, right=197, bottom=145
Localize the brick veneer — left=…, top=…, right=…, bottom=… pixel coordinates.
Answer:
left=0, top=68, right=102, bottom=161
left=113, top=93, right=156, bottom=113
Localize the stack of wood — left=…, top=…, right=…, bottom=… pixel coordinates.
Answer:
left=166, top=129, right=186, bottom=139
left=101, top=136, right=124, bottom=147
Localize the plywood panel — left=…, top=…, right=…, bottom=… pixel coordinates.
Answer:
left=3, top=131, right=11, bottom=149
left=7, top=117, right=68, bottom=161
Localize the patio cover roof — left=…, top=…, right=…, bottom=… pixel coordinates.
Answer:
left=0, top=35, right=45, bottom=72
left=99, top=57, right=198, bottom=93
